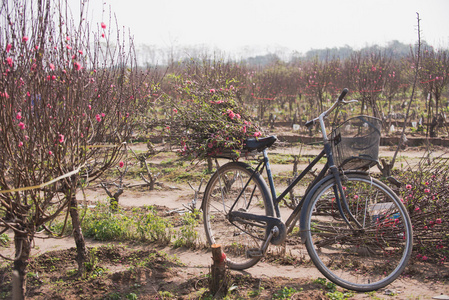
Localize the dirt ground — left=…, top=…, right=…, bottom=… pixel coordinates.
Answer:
left=1, top=143, right=449, bottom=299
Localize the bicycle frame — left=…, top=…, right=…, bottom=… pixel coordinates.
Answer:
left=251, top=148, right=328, bottom=234
left=226, top=89, right=365, bottom=242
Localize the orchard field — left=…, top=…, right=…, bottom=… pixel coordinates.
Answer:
left=1, top=1, right=449, bottom=299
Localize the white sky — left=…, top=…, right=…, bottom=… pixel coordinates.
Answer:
left=71, top=0, right=449, bottom=57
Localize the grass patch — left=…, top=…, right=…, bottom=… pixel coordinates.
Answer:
left=51, top=203, right=173, bottom=245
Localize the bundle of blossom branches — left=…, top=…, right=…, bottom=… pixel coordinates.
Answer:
left=398, top=155, right=449, bottom=265
left=162, top=77, right=264, bottom=161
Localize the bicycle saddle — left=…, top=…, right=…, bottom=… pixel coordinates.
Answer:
left=244, top=135, right=277, bottom=151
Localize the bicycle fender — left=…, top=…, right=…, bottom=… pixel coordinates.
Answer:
left=298, top=171, right=369, bottom=243
left=200, top=161, right=258, bottom=211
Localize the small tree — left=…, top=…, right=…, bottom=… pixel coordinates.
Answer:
left=0, top=0, right=152, bottom=297
left=419, top=46, right=449, bottom=137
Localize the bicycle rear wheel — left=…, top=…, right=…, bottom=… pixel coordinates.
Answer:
left=203, top=162, right=274, bottom=270
left=304, top=173, right=413, bottom=292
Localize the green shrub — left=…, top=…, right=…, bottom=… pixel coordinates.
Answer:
left=173, top=211, right=200, bottom=249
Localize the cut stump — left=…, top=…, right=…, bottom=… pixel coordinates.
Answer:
left=209, top=244, right=228, bottom=297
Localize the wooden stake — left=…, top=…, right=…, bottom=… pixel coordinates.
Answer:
left=210, top=244, right=228, bottom=296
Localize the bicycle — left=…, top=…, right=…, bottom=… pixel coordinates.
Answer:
left=201, top=88, right=413, bottom=292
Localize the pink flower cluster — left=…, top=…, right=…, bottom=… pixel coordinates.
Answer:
left=226, top=109, right=240, bottom=120
left=416, top=254, right=428, bottom=261
left=210, top=100, right=224, bottom=104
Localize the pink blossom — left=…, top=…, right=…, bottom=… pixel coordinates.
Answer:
left=101, top=113, right=105, bottom=117
left=235, top=113, right=241, bottom=119
left=74, top=62, right=82, bottom=71
left=101, top=33, right=105, bottom=38
left=18, top=122, right=25, bottom=130
left=25, top=135, right=29, bottom=140
left=49, top=63, right=55, bottom=70
left=6, top=57, right=13, bottom=67
left=173, top=108, right=178, bottom=113
left=22, top=36, right=28, bottom=42
left=422, top=256, right=428, bottom=261
left=16, top=112, right=22, bottom=120
left=207, top=142, right=213, bottom=148
left=58, top=134, right=64, bottom=143
left=436, top=218, right=442, bottom=224
left=51, top=75, right=56, bottom=80
left=254, top=131, right=262, bottom=137
left=18, top=141, right=23, bottom=147
left=101, top=22, right=106, bottom=29
left=424, top=226, right=428, bottom=230
left=78, top=50, right=83, bottom=55
left=95, top=114, right=101, bottom=122
left=66, top=45, right=72, bottom=50
left=406, top=184, right=412, bottom=189
left=210, top=89, right=215, bottom=93
left=6, top=44, right=12, bottom=52
left=119, top=161, right=124, bottom=168
left=415, top=207, right=420, bottom=211
left=242, top=126, right=247, bottom=133
left=424, top=188, right=430, bottom=193
left=354, top=195, right=359, bottom=199
left=48, top=150, right=53, bottom=155
left=88, top=105, right=92, bottom=110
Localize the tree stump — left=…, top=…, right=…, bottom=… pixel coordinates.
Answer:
left=209, top=244, right=228, bottom=297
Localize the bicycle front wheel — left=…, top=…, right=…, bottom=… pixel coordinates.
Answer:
left=203, top=162, right=274, bottom=270
left=304, top=173, right=413, bottom=292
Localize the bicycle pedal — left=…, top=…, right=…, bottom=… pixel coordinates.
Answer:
left=247, top=249, right=264, bottom=258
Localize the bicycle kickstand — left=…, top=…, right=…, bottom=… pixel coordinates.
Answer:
left=246, top=226, right=280, bottom=258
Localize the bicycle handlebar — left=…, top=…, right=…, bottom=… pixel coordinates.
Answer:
left=305, top=88, right=353, bottom=128
left=338, top=88, right=349, bottom=101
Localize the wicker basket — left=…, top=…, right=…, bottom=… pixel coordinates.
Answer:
left=330, top=116, right=382, bottom=170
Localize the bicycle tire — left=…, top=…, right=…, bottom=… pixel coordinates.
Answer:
left=304, top=173, right=413, bottom=292
left=203, top=161, right=274, bottom=270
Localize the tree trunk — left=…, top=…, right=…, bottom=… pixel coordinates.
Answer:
left=12, top=231, right=31, bottom=300
left=69, top=190, right=88, bottom=275
left=207, top=157, right=213, bottom=173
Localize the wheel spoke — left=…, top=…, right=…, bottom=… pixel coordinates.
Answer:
left=305, top=174, right=412, bottom=292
